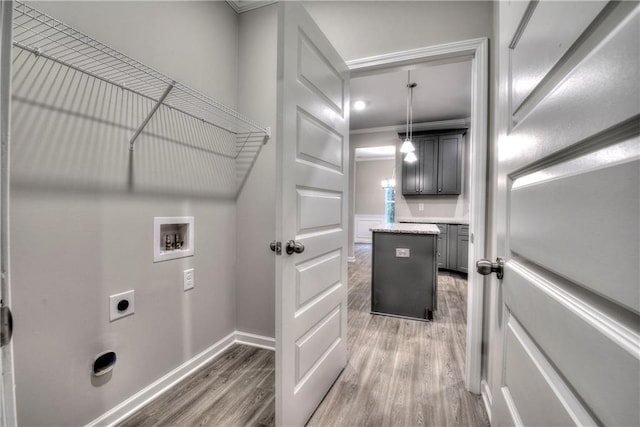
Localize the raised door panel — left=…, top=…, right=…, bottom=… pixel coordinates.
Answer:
left=437, top=134, right=462, bottom=195
left=510, top=1, right=608, bottom=114
left=418, top=136, right=438, bottom=195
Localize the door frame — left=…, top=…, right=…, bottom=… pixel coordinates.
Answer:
left=0, top=0, right=17, bottom=425
left=347, top=37, right=488, bottom=394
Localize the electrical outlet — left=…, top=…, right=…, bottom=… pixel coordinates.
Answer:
left=396, top=248, right=410, bottom=258
left=183, top=268, right=195, bottom=291
left=109, top=290, right=135, bottom=321
left=418, top=203, right=424, bottom=211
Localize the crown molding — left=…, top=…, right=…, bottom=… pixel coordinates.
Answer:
left=226, top=0, right=277, bottom=14
left=350, top=118, right=471, bottom=135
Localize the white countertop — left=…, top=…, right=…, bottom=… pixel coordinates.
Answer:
left=396, top=216, right=469, bottom=225
left=370, top=223, right=440, bottom=234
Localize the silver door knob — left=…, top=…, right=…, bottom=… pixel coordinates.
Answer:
left=476, top=257, right=504, bottom=279
left=285, top=240, right=304, bottom=255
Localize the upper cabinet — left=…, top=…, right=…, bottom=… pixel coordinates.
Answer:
left=401, top=130, right=466, bottom=196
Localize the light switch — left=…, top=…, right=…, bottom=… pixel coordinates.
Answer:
left=418, top=203, right=424, bottom=211
left=396, top=248, right=410, bottom=258
left=183, top=268, right=194, bottom=291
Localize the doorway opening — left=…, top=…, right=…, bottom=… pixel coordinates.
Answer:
left=346, top=38, right=489, bottom=395
left=353, top=145, right=396, bottom=246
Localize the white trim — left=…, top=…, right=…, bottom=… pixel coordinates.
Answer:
left=347, top=256, right=356, bottom=263
left=355, top=156, right=395, bottom=162
left=348, top=37, right=489, bottom=395
left=481, top=379, right=493, bottom=423
left=0, top=1, right=17, bottom=426
left=350, top=118, right=470, bottom=135
left=225, top=0, right=276, bottom=14
left=235, top=331, right=276, bottom=350
left=86, top=331, right=275, bottom=427
left=346, top=38, right=485, bottom=72
left=354, top=214, right=385, bottom=244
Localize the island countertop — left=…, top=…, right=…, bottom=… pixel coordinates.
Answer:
left=370, top=223, right=440, bottom=234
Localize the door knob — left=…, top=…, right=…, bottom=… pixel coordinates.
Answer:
left=285, top=240, right=304, bottom=255
left=269, top=241, right=281, bottom=255
left=476, top=257, right=504, bottom=279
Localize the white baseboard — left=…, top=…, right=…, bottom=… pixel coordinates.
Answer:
left=87, top=331, right=275, bottom=427
left=347, top=256, right=356, bottom=263
left=481, top=379, right=492, bottom=423
left=235, top=331, right=276, bottom=350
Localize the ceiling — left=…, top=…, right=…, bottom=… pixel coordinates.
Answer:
left=350, top=59, right=472, bottom=130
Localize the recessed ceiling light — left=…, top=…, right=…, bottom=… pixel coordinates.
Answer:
left=353, top=100, right=367, bottom=111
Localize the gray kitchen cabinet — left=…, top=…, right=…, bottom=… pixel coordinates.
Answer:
left=399, top=221, right=468, bottom=273
left=401, top=130, right=465, bottom=196
left=456, top=225, right=469, bottom=273
left=435, top=223, right=448, bottom=269
left=371, top=227, right=438, bottom=321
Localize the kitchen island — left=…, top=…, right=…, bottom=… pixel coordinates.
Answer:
left=370, top=223, right=440, bottom=321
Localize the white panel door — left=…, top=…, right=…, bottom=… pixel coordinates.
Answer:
left=275, top=2, right=349, bottom=426
left=492, top=1, right=640, bottom=426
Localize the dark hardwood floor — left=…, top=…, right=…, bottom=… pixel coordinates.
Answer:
left=120, top=243, right=488, bottom=427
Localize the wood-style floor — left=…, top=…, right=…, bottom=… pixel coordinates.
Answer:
left=307, top=244, right=489, bottom=426
left=120, top=243, right=488, bottom=427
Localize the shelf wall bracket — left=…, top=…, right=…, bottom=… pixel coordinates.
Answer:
left=263, top=127, right=271, bottom=144
left=128, top=82, right=175, bottom=151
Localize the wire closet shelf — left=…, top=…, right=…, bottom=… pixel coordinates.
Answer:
left=11, top=1, right=270, bottom=194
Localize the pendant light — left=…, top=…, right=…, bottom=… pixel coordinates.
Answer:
left=401, top=71, right=417, bottom=163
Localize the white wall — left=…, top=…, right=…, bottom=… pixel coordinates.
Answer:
left=11, top=2, right=240, bottom=426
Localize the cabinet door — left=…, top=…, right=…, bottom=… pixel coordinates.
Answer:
left=402, top=149, right=420, bottom=195
left=446, top=223, right=458, bottom=270
left=437, top=134, right=463, bottom=195
left=435, top=224, right=448, bottom=268
left=419, top=135, right=438, bottom=194
left=457, top=233, right=469, bottom=273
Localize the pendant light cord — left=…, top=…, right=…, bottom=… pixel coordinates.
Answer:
left=406, top=70, right=411, bottom=140
left=406, top=70, right=416, bottom=142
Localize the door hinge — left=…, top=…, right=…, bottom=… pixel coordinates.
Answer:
left=0, top=304, right=13, bottom=347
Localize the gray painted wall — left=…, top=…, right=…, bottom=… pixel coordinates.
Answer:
left=11, top=2, right=240, bottom=426
left=236, top=4, right=278, bottom=338
left=355, top=159, right=396, bottom=215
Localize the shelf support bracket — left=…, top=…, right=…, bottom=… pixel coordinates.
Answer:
left=129, top=82, right=175, bottom=151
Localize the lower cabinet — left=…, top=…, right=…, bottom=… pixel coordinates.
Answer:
left=401, top=222, right=469, bottom=273
left=435, top=224, right=448, bottom=269
left=447, top=224, right=469, bottom=274
left=456, top=225, right=469, bottom=273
